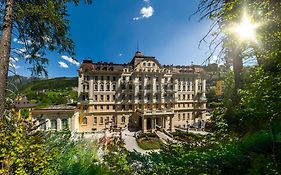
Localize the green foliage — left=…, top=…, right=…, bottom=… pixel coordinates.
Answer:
left=19, top=77, right=78, bottom=107
left=47, top=131, right=103, bottom=175
left=0, top=116, right=55, bottom=175
left=0, top=0, right=93, bottom=76
left=102, top=136, right=133, bottom=175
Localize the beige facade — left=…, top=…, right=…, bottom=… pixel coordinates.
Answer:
left=31, top=105, right=78, bottom=132
left=77, top=51, right=207, bottom=133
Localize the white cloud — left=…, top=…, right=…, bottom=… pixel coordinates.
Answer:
left=9, top=62, right=20, bottom=69
left=13, top=38, right=31, bottom=45
left=133, top=6, right=154, bottom=20
left=144, top=0, right=149, bottom=2
left=58, top=61, right=69, bottom=68
left=61, top=55, right=80, bottom=66
left=10, top=57, right=19, bottom=63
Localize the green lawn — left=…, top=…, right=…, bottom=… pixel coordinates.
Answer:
left=136, top=137, right=162, bottom=150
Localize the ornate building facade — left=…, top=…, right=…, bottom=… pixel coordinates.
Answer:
left=77, top=51, right=207, bottom=133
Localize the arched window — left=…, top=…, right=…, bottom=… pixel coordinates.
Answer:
left=82, top=117, right=87, bottom=125
left=121, top=116, right=126, bottom=123
left=51, top=119, right=57, bottom=130
left=62, top=119, right=68, bottom=129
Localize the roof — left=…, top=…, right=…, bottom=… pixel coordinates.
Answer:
left=32, top=104, right=75, bottom=114
left=77, top=51, right=204, bottom=75
left=13, top=97, right=36, bottom=109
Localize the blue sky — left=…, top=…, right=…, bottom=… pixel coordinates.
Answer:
left=11, top=0, right=215, bottom=78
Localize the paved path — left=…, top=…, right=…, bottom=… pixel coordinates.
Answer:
left=122, top=129, right=153, bottom=154
left=155, top=130, right=177, bottom=144
left=175, top=127, right=210, bottom=135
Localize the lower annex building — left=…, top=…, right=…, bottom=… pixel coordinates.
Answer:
left=32, top=51, right=207, bottom=133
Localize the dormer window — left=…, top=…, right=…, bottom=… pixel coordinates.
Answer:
left=143, top=62, right=146, bottom=66
left=148, top=63, right=151, bottom=66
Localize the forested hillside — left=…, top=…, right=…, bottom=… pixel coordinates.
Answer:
left=10, top=76, right=78, bottom=108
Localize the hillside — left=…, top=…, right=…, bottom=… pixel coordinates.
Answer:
left=19, top=77, right=78, bottom=93
left=10, top=76, right=78, bottom=108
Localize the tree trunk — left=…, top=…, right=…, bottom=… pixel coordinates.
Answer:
left=0, top=0, right=14, bottom=119
left=232, top=45, right=243, bottom=105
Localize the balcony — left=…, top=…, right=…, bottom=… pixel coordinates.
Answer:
left=137, top=109, right=174, bottom=116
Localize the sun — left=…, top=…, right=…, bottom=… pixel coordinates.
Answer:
left=229, top=11, right=260, bottom=43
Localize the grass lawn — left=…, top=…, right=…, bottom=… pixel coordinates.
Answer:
left=136, top=137, right=162, bottom=150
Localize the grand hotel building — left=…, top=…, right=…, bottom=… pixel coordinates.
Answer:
left=76, top=51, right=207, bottom=132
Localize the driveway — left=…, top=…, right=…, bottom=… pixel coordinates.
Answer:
left=122, top=129, right=158, bottom=154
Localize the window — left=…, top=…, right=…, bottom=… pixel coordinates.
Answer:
left=39, top=119, right=47, bottom=130
left=101, top=95, right=104, bottom=101
left=106, top=85, right=110, bottom=91
left=143, top=62, right=146, bottom=66
left=147, top=95, right=150, bottom=101
left=187, top=113, right=190, bottom=120
left=112, top=84, right=116, bottom=91
left=95, top=84, right=98, bottom=90
left=122, top=105, right=125, bottom=110
left=93, top=117, right=97, bottom=124
left=123, top=76, right=126, bottom=81
left=113, top=76, right=116, bottom=81
left=138, top=95, right=142, bottom=100
left=188, top=94, right=190, bottom=100
left=139, top=77, right=142, bottom=82
left=95, top=95, right=98, bottom=101
left=129, top=105, right=132, bottom=110
left=152, top=63, right=155, bottom=66
left=107, top=105, right=110, bottom=110
left=107, top=76, right=110, bottom=81
left=178, top=114, right=181, bottom=121
left=51, top=119, right=57, bottom=130
left=82, top=117, right=87, bottom=125
left=183, top=113, right=185, bottom=121
left=62, top=119, right=68, bottom=129
left=121, top=116, right=125, bottom=123
left=107, top=95, right=110, bottom=101
left=113, top=105, right=115, bottom=110
left=100, top=85, right=104, bottom=91
left=100, top=105, right=103, bottom=110
left=101, top=76, right=104, bottom=81
left=139, top=85, right=142, bottom=90
left=112, top=116, right=116, bottom=124
left=178, top=85, right=181, bottom=91
left=113, top=95, right=116, bottom=100
left=183, top=95, right=185, bottom=100
left=148, top=63, right=151, bottom=66
left=100, top=117, right=103, bottom=124
left=94, top=105, right=97, bottom=110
